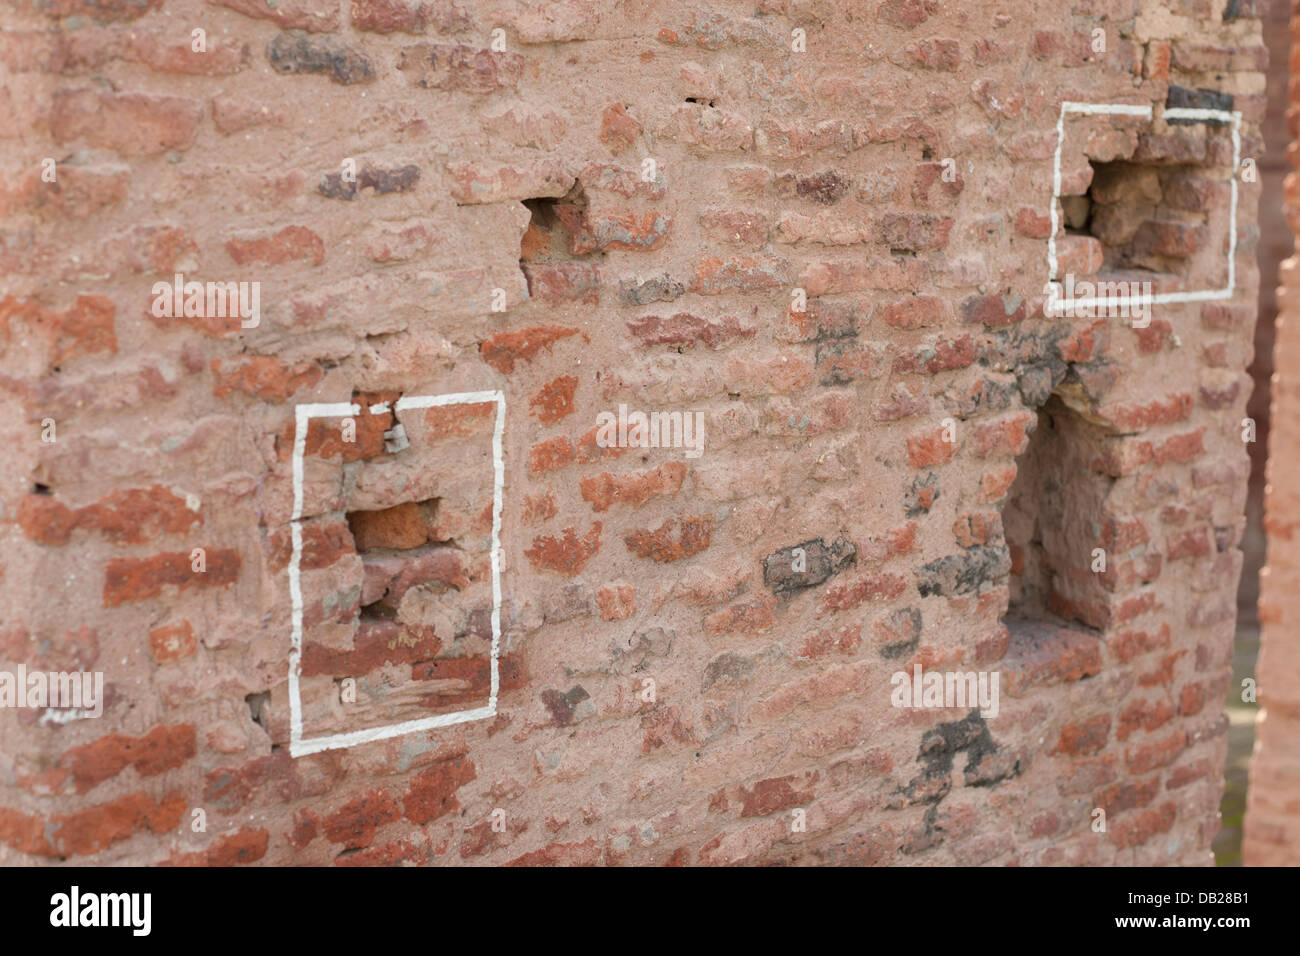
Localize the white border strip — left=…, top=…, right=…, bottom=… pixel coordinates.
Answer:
left=288, top=390, right=506, bottom=758
left=1045, top=101, right=1241, bottom=312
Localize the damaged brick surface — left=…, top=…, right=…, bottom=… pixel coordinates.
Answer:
left=0, top=0, right=1261, bottom=866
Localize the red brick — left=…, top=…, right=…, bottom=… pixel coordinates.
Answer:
left=978, top=464, right=1018, bottom=503
left=892, top=335, right=975, bottom=374
left=1167, top=756, right=1212, bottom=789
left=739, top=773, right=817, bottom=817
left=700, top=208, right=770, bottom=247
left=882, top=294, right=947, bottom=329
left=525, top=524, right=603, bottom=575
left=596, top=584, right=635, bottom=621
left=799, top=624, right=863, bottom=659
left=973, top=412, right=1034, bottom=458
left=704, top=597, right=778, bottom=636
left=1053, top=715, right=1110, bottom=756
left=211, top=356, right=323, bottom=402
left=266, top=520, right=356, bottom=572
left=1102, top=393, right=1194, bottom=431
left=225, top=225, right=325, bottom=266
left=1134, top=319, right=1173, bottom=354
left=1109, top=801, right=1176, bottom=849
left=149, top=621, right=198, bottom=662
left=567, top=210, right=671, bottom=254
left=911, top=161, right=964, bottom=203
left=348, top=501, right=431, bottom=551
left=580, top=461, right=687, bottom=512
left=1100, top=516, right=1149, bottom=553
left=447, top=159, right=567, bottom=202
left=627, top=312, right=754, bottom=349
left=424, top=401, right=495, bottom=438
left=351, top=0, right=470, bottom=34
left=623, top=515, right=714, bottom=562
left=18, top=485, right=198, bottom=546
left=103, top=549, right=241, bottom=606
left=283, top=400, right=393, bottom=462
left=1, top=791, right=185, bottom=858
left=403, top=756, right=475, bottom=825
left=961, top=293, right=1027, bottom=328
left=1167, top=528, right=1210, bottom=561
left=529, top=436, right=576, bottom=475
left=28, top=724, right=196, bottom=795
left=522, top=492, right=557, bottom=524
left=522, top=262, right=601, bottom=303
left=1124, top=730, right=1187, bottom=773
left=575, top=426, right=629, bottom=463
left=51, top=89, right=202, bottom=155
left=896, top=37, right=960, bottom=70
left=823, top=573, right=909, bottom=611
left=953, top=512, right=1000, bottom=548
left=1137, top=651, right=1183, bottom=688
left=600, top=102, right=643, bottom=152
left=690, top=255, right=790, bottom=295
left=879, top=212, right=952, bottom=251
left=2, top=164, right=129, bottom=220
left=1, top=294, right=117, bottom=370
left=907, top=427, right=958, bottom=468
left=1179, top=682, right=1206, bottom=716
left=1014, top=207, right=1052, bottom=238
left=481, top=325, right=581, bottom=374
left=1153, top=429, right=1205, bottom=466
left=1095, top=776, right=1161, bottom=815
left=506, top=838, right=601, bottom=867
left=133, top=33, right=251, bottom=75
left=529, top=375, right=578, bottom=424
left=164, top=828, right=269, bottom=866
left=324, top=790, right=402, bottom=849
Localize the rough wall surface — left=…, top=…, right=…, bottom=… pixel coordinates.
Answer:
left=0, top=0, right=1263, bottom=866
left=1246, top=0, right=1300, bottom=868
left=1239, top=0, right=1289, bottom=625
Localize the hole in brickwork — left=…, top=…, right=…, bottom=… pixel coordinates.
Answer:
left=301, top=473, right=493, bottom=728
left=1061, top=156, right=1220, bottom=292
left=245, top=691, right=270, bottom=731
left=293, top=395, right=501, bottom=742
left=346, top=499, right=464, bottom=624
left=302, top=493, right=488, bottom=722
left=520, top=182, right=591, bottom=264
left=522, top=196, right=561, bottom=235
left=1001, top=395, right=1111, bottom=633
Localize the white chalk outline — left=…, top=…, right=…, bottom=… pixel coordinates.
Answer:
left=288, top=390, right=506, bottom=758
left=1046, top=101, right=1241, bottom=312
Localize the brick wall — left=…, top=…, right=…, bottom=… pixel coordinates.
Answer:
left=1238, top=0, right=1290, bottom=625
left=0, top=0, right=1263, bottom=865
left=1244, top=0, right=1300, bottom=868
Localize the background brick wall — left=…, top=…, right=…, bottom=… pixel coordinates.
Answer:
left=0, top=0, right=1264, bottom=865
left=1239, top=0, right=1289, bottom=626
left=1244, top=0, right=1300, bottom=868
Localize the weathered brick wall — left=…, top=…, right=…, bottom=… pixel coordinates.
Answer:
left=1245, top=0, right=1300, bottom=868
left=1239, top=0, right=1289, bottom=626
left=0, top=0, right=1263, bottom=865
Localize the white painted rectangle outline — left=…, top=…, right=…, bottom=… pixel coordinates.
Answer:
left=288, top=390, right=506, bottom=757
left=1046, top=101, right=1241, bottom=312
